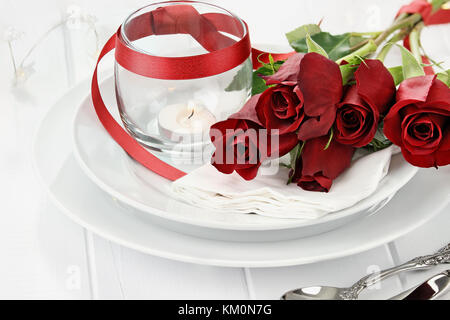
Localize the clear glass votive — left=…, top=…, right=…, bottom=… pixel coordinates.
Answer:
left=115, top=1, right=252, bottom=162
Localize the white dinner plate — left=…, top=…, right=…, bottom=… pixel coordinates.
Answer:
left=33, top=77, right=450, bottom=267
left=70, top=74, right=419, bottom=241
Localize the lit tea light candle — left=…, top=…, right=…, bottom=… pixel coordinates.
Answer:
left=158, top=101, right=217, bottom=142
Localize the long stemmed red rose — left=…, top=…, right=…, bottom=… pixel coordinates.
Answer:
left=211, top=0, right=450, bottom=192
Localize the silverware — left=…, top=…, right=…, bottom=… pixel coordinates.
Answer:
left=390, top=270, right=450, bottom=300
left=281, top=243, right=450, bottom=300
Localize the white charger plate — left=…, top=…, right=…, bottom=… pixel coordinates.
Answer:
left=33, top=81, right=450, bottom=267
left=33, top=78, right=450, bottom=267
left=70, top=74, right=420, bottom=241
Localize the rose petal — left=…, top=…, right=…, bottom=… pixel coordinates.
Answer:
left=355, top=59, right=396, bottom=115
left=230, top=94, right=263, bottom=125
left=401, top=147, right=437, bottom=168
left=210, top=119, right=241, bottom=138
left=301, top=136, right=355, bottom=179
left=298, top=174, right=333, bottom=193
left=436, top=149, right=450, bottom=167
left=396, top=75, right=436, bottom=103
left=297, top=112, right=336, bottom=141
left=262, top=53, right=305, bottom=86
left=436, top=127, right=450, bottom=167
left=423, top=78, right=450, bottom=107
left=297, top=52, right=343, bottom=117
left=383, top=110, right=404, bottom=147
left=275, top=133, right=300, bottom=157
left=236, top=163, right=262, bottom=181
left=439, top=126, right=450, bottom=151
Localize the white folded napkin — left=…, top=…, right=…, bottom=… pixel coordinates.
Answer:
left=171, top=146, right=396, bottom=220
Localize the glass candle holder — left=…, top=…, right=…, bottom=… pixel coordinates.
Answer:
left=115, top=1, right=252, bottom=162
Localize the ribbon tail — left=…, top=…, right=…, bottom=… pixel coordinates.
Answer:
left=91, top=31, right=187, bottom=181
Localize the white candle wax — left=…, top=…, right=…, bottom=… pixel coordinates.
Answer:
left=158, top=102, right=217, bottom=143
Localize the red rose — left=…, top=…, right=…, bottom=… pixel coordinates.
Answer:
left=255, top=85, right=304, bottom=134
left=384, top=75, right=450, bottom=168
left=290, top=136, right=355, bottom=192
left=210, top=95, right=299, bottom=180
left=335, top=60, right=396, bottom=147
left=263, top=53, right=343, bottom=141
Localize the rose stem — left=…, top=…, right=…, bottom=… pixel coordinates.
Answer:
left=336, top=40, right=378, bottom=65
left=409, top=22, right=425, bottom=63
left=351, top=31, right=383, bottom=37
left=374, top=13, right=422, bottom=46
left=376, top=28, right=412, bottom=62
left=376, top=0, right=450, bottom=63
left=337, top=13, right=422, bottom=65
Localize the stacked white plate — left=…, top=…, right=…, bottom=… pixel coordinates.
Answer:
left=33, top=73, right=450, bottom=268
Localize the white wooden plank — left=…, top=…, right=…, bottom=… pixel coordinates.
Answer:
left=247, top=245, right=402, bottom=300
left=91, top=236, right=249, bottom=300
left=0, top=1, right=91, bottom=299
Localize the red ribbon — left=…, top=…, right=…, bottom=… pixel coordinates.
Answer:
left=91, top=4, right=293, bottom=181
left=115, top=6, right=252, bottom=79
left=397, top=0, right=450, bottom=25
left=398, top=0, right=450, bottom=76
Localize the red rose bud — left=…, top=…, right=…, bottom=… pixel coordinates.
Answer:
left=384, top=75, right=450, bottom=168
left=298, top=174, right=333, bottom=193
left=296, top=53, right=343, bottom=141
left=289, top=156, right=333, bottom=193
left=255, top=85, right=305, bottom=134
left=291, top=136, right=355, bottom=193
left=335, top=60, right=396, bottom=148
left=210, top=95, right=299, bottom=180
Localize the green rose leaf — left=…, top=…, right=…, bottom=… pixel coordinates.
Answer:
left=251, top=60, right=285, bottom=96
left=226, top=56, right=286, bottom=94
left=252, top=73, right=269, bottom=96
left=290, top=32, right=365, bottom=61
left=225, top=62, right=253, bottom=92
left=306, top=34, right=328, bottom=58
left=286, top=141, right=305, bottom=185
left=436, top=69, right=450, bottom=87
left=366, top=122, right=392, bottom=152
left=388, top=66, right=404, bottom=86
left=340, top=63, right=358, bottom=85
left=397, top=44, right=425, bottom=80
left=286, top=24, right=321, bottom=45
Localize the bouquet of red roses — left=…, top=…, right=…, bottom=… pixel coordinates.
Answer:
left=209, top=0, right=450, bottom=192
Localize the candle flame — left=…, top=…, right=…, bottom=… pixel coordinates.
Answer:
left=187, top=101, right=196, bottom=120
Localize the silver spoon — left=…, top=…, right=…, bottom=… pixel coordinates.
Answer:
left=282, top=243, right=450, bottom=300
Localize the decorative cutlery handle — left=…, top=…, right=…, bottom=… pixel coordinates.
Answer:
left=339, top=243, right=450, bottom=300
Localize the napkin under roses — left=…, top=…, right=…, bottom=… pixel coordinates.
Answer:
left=172, top=146, right=398, bottom=219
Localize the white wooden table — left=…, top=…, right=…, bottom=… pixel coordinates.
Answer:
left=0, top=0, right=449, bottom=300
